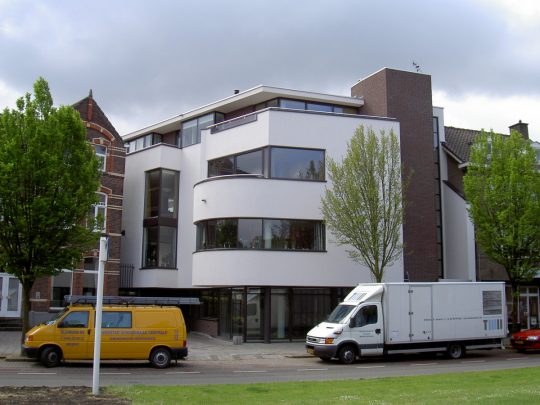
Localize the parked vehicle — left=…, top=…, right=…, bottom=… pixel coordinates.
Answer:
left=22, top=296, right=189, bottom=368
left=511, top=326, right=540, bottom=352
left=306, top=282, right=507, bottom=364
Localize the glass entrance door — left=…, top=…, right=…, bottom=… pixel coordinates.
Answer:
left=246, top=288, right=265, bottom=341
left=519, top=287, right=539, bottom=329
left=0, top=273, right=22, bottom=317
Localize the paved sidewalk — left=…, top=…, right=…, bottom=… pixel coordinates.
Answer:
left=0, top=331, right=307, bottom=362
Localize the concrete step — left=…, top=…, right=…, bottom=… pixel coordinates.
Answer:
left=0, top=318, right=22, bottom=331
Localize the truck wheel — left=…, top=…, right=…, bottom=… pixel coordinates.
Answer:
left=150, top=347, right=172, bottom=368
left=40, top=347, right=62, bottom=368
left=338, top=345, right=357, bottom=364
left=447, top=344, right=464, bottom=359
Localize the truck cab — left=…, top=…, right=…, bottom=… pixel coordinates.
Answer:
left=306, top=285, right=384, bottom=364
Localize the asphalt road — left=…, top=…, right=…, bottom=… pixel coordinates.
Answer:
left=0, top=349, right=538, bottom=386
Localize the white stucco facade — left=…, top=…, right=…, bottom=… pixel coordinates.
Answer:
left=121, top=92, right=405, bottom=290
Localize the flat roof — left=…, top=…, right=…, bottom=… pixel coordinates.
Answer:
left=123, top=85, right=364, bottom=141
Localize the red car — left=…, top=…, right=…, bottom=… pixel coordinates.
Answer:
left=511, top=326, right=540, bottom=352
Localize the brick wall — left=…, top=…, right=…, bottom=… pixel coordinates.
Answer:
left=351, top=69, right=440, bottom=281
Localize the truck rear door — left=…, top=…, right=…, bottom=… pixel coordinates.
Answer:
left=409, top=286, right=433, bottom=342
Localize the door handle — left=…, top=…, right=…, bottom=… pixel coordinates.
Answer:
left=375, top=328, right=381, bottom=334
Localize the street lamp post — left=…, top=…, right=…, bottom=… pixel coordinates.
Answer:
left=92, top=235, right=108, bottom=396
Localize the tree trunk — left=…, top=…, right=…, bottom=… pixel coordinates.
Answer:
left=20, top=283, right=32, bottom=349
left=510, top=282, right=521, bottom=334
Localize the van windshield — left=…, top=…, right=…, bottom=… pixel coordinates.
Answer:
left=45, top=308, right=69, bottom=325
left=326, top=304, right=356, bottom=323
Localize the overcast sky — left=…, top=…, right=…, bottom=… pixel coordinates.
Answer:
left=1, top=0, right=539, bottom=141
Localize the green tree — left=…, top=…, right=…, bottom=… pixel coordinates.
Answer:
left=321, top=126, right=409, bottom=282
left=463, top=130, right=540, bottom=329
left=0, top=78, right=101, bottom=340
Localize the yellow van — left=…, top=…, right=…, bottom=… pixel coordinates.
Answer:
left=22, top=297, right=189, bottom=368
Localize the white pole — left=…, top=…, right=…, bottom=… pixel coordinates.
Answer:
left=92, top=236, right=108, bottom=396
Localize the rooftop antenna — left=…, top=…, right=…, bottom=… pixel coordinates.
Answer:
left=412, top=61, right=421, bottom=73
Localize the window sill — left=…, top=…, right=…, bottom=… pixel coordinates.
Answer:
left=140, top=266, right=178, bottom=270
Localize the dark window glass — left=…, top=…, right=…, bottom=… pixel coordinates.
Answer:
left=238, top=219, right=262, bottom=249
left=143, top=226, right=159, bottom=267
left=197, top=218, right=324, bottom=252
left=181, top=119, right=198, bottom=147
left=236, top=150, right=263, bottom=175
left=208, top=156, right=234, bottom=177
left=160, top=170, right=178, bottom=218
left=145, top=170, right=161, bottom=218
left=60, top=311, right=89, bottom=328
left=279, top=99, right=306, bottom=110
left=270, top=147, right=325, bottom=180
left=307, top=103, right=333, bottom=113
left=353, top=305, right=378, bottom=327
left=143, top=226, right=177, bottom=268
left=102, top=312, right=132, bottom=328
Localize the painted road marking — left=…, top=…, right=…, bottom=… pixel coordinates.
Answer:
left=166, top=371, right=202, bottom=374
left=101, top=372, right=131, bottom=375
left=18, top=372, right=57, bottom=375
left=233, top=370, right=268, bottom=373
left=297, top=368, right=329, bottom=371
left=356, top=365, right=385, bottom=369
left=507, top=357, right=528, bottom=361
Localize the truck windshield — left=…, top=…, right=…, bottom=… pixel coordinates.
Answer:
left=326, top=304, right=356, bottom=323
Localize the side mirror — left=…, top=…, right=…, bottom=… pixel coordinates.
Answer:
left=349, top=318, right=356, bottom=328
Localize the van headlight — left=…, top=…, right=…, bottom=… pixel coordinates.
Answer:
left=314, top=337, right=334, bottom=344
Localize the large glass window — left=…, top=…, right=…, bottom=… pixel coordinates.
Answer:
left=208, top=156, right=234, bottom=177
left=263, top=219, right=324, bottom=250
left=207, top=146, right=324, bottom=181
left=236, top=150, right=263, bottom=175
left=271, top=147, right=325, bottom=180
left=143, top=169, right=179, bottom=269
left=181, top=113, right=224, bottom=147
left=196, top=218, right=325, bottom=252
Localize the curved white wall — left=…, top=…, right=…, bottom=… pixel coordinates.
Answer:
left=193, top=177, right=323, bottom=221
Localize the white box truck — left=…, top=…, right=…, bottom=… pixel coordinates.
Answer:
left=306, top=282, right=507, bottom=364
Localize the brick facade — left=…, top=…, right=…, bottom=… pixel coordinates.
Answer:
left=352, top=69, right=440, bottom=281
left=29, top=93, right=125, bottom=317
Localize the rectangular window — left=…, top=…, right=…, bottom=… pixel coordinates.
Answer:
left=181, top=113, right=221, bottom=147
left=102, top=311, right=132, bottom=328
left=270, top=147, right=325, bottom=180
left=306, top=103, right=333, bottom=113
left=208, top=156, right=234, bottom=177
left=143, top=169, right=179, bottom=269
left=94, top=145, right=106, bottom=171
left=483, top=290, right=502, bottom=315
left=197, top=218, right=324, bottom=252
left=181, top=119, right=198, bottom=147
left=236, top=150, right=263, bottom=175
left=238, top=219, right=262, bottom=249
left=279, top=99, right=306, bottom=110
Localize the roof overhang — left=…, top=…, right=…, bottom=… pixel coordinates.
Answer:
left=123, top=86, right=365, bottom=141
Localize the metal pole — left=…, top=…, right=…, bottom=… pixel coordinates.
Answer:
left=92, top=235, right=108, bottom=396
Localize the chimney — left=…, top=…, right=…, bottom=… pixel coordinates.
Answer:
left=509, top=120, right=529, bottom=140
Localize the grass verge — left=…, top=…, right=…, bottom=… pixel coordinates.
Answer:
left=108, top=366, right=540, bottom=404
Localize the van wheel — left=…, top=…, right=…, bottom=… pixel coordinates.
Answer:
left=447, top=344, right=465, bottom=359
left=150, top=348, right=172, bottom=368
left=40, top=347, right=61, bottom=368
left=338, top=345, right=357, bottom=364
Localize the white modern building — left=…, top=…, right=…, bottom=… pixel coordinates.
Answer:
left=120, top=68, right=442, bottom=342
